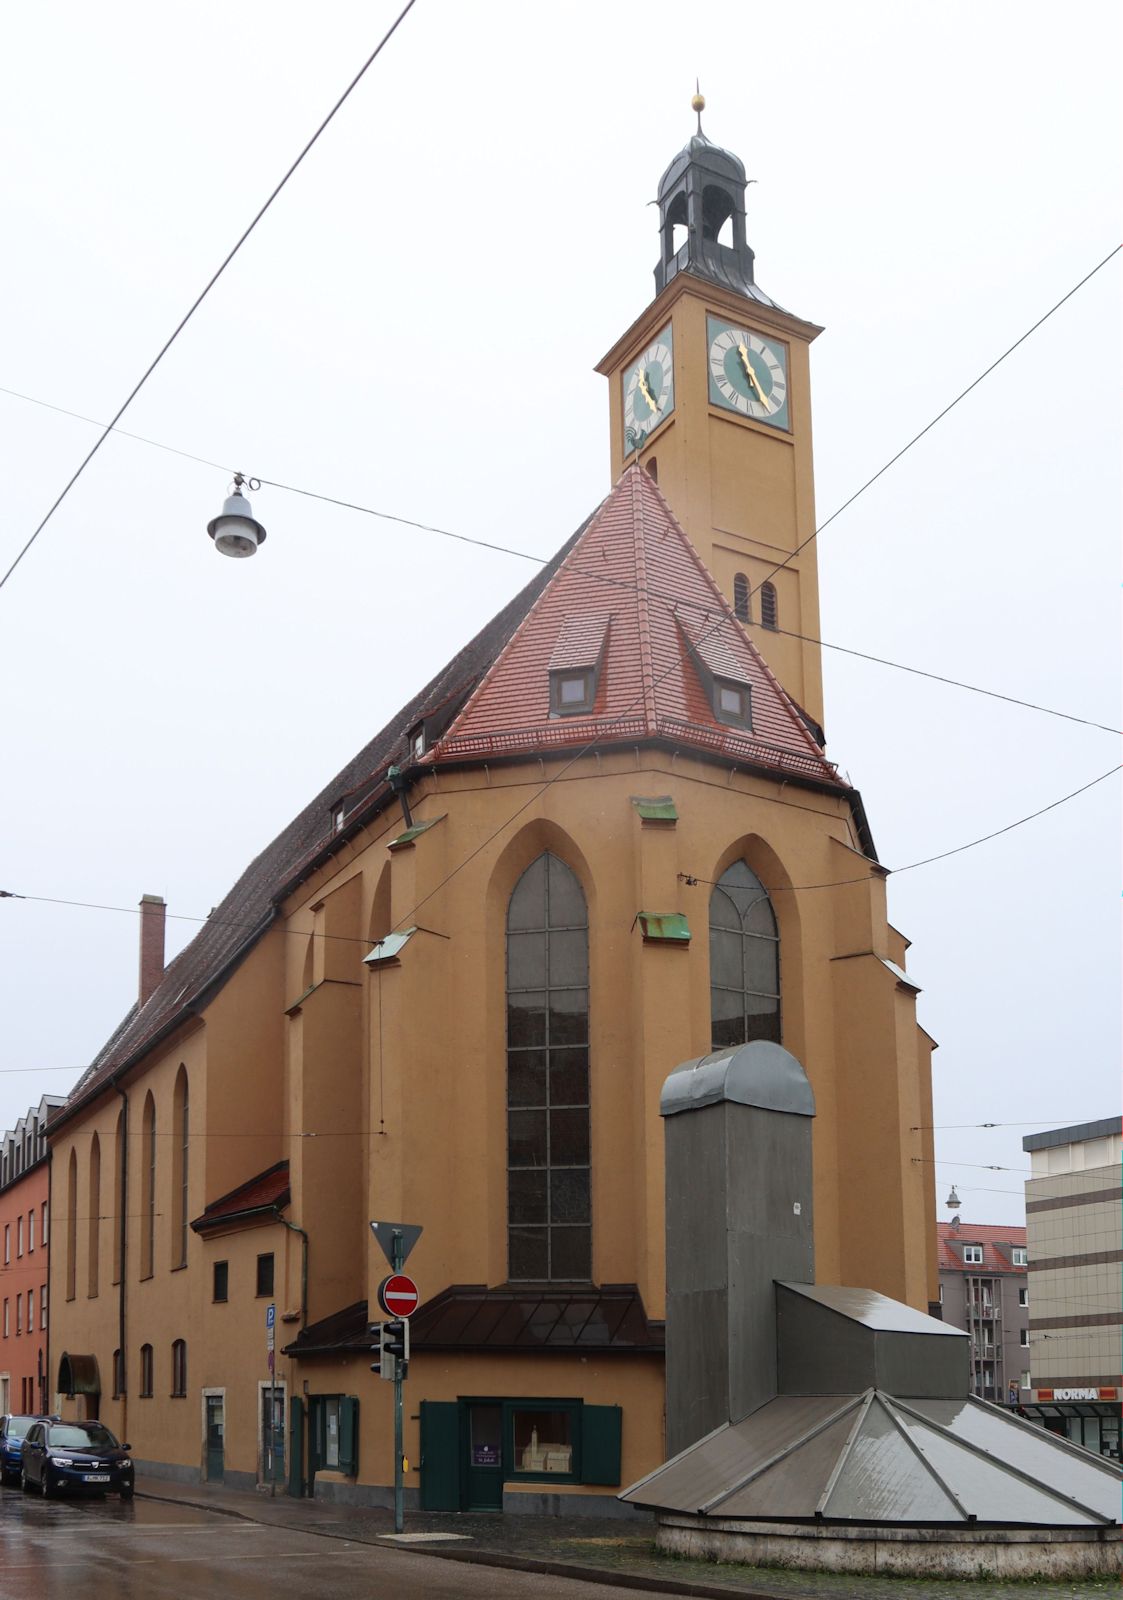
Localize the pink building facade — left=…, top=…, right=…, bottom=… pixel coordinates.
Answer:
left=0, top=1097, right=63, bottom=1415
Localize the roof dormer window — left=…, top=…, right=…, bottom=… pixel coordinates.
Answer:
left=551, top=669, right=595, bottom=716
left=714, top=678, right=751, bottom=729
left=963, top=1244, right=983, bottom=1265
left=548, top=612, right=610, bottom=718
left=331, top=803, right=345, bottom=835
left=408, top=722, right=425, bottom=761
left=1011, top=1246, right=1027, bottom=1266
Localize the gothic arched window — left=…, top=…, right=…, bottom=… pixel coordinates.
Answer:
left=87, top=1133, right=100, bottom=1298
left=506, top=852, right=590, bottom=1282
left=733, top=573, right=750, bottom=622
left=709, top=860, right=781, bottom=1049
left=65, top=1148, right=77, bottom=1301
left=760, top=581, right=779, bottom=630
left=172, top=1067, right=189, bottom=1270
left=141, top=1092, right=156, bottom=1280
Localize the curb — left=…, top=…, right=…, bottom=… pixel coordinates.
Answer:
left=137, top=1488, right=270, bottom=1526
left=395, top=1542, right=780, bottom=1599
left=137, top=1487, right=779, bottom=1598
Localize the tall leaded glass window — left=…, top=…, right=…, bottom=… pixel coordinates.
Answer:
left=506, top=853, right=590, bottom=1282
left=709, top=860, right=781, bottom=1048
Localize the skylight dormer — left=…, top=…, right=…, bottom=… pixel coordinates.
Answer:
left=548, top=612, right=610, bottom=719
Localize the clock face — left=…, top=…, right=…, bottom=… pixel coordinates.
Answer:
left=707, top=316, right=789, bottom=429
left=623, top=326, right=674, bottom=454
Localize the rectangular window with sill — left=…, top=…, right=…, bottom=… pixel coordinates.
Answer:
left=256, top=1254, right=274, bottom=1298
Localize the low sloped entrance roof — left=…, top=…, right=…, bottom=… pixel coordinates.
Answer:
left=621, top=1389, right=1123, bottom=1526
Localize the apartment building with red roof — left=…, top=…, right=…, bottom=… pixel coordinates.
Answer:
left=937, top=1220, right=1029, bottom=1406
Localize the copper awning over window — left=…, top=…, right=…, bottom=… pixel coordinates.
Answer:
left=284, top=1283, right=664, bottom=1359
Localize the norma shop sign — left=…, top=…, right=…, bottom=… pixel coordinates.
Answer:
left=377, top=1274, right=420, bottom=1319
left=1035, top=1386, right=1117, bottom=1403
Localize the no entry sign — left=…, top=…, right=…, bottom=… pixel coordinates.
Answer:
left=378, top=1273, right=419, bottom=1319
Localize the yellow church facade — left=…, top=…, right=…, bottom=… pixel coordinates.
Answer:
left=47, top=117, right=937, bottom=1512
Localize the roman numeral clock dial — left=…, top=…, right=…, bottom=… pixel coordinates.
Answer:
left=622, top=325, right=674, bottom=456
left=707, top=316, right=789, bottom=429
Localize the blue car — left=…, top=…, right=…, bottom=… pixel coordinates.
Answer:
left=20, top=1419, right=134, bottom=1499
left=0, top=1415, right=52, bottom=1486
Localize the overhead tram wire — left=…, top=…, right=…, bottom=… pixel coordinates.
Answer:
left=1, top=243, right=1120, bottom=735
left=916, top=1118, right=1113, bottom=1131
left=740, top=243, right=1123, bottom=618
left=2, top=252, right=1119, bottom=992
left=0, top=0, right=421, bottom=595
left=3, top=747, right=1119, bottom=943
left=674, top=761, right=1121, bottom=893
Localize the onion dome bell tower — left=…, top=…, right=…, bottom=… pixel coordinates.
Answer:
left=596, top=93, right=827, bottom=731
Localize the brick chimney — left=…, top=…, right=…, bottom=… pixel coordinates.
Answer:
left=138, top=894, right=166, bottom=1007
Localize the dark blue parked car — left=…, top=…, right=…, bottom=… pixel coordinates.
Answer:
left=0, top=1415, right=52, bottom=1486
left=20, top=1419, right=134, bottom=1498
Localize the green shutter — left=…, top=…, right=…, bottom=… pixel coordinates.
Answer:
left=338, top=1397, right=359, bottom=1477
left=581, top=1405, right=622, bottom=1485
left=287, top=1397, right=304, bottom=1497
left=420, top=1400, right=461, bottom=1510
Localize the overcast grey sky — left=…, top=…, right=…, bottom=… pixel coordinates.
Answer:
left=1, top=1, right=1119, bottom=1228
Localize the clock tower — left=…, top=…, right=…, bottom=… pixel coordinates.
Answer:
left=597, top=100, right=825, bottom=731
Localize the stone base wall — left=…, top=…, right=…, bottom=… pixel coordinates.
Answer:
left=504, top=1489, right=651, bottom=1520
left=657, top=1515, right=1123, bottom=1579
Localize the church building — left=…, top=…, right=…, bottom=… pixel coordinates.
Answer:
left=47, top=108, right=938, bottom=1512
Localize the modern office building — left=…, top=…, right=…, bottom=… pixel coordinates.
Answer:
left=1019, top=1117, right=1121, bottom=1458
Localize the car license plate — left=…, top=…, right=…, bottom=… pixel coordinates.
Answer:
left=83, top=1473, right=110, bottom=1483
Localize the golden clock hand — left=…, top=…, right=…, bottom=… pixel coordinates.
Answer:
left=737, top=342, right=768, bottom=405
left=637, top=369, right=661, bottom=415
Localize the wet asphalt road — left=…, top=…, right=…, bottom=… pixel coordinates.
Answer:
left=0, top=1486, right=669, bottom=1600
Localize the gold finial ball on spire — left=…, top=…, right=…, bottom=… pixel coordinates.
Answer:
left=691, top=90, right=706, bottom=114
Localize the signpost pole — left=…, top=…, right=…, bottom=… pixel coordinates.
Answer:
left=392, top=1234, right=405, bottom=1534
left=370, top=1220, right=421, bottom=1537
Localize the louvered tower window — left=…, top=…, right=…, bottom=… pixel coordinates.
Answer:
left=760, top=580, right=778, bottom=630
left=733, top=573, right=750, bottom=622
left=506, top=853, right=591, bottom=1281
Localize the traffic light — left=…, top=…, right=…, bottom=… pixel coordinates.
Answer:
left=368, top=1321, right=381, bottom=1376
left=380, top=1318, right=410, bottom=1380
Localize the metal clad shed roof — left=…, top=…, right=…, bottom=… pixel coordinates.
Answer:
left=779, top=1281, right=965, bottom=1337
left=661, top=1041, right=815, bottom=1119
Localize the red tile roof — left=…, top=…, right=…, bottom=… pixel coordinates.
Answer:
left=57, top=470, right=861, bottom=1130
left=191, top=1161, right=290, bottom=1233
left=937, top=1221, right=1027, bottom=1274
left=434, top=466, right=841, bottom=788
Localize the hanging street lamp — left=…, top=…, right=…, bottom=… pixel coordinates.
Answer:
left=207, top=474, right=267, bottom=558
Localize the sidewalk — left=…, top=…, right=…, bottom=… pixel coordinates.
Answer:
left=136, top=1475, right=1118, bottom=1600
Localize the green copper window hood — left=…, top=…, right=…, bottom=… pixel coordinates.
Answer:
left=637, top=911, right=691, bottom=945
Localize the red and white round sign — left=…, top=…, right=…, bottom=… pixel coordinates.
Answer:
left=378, top=1273, right=419, bottom=1319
